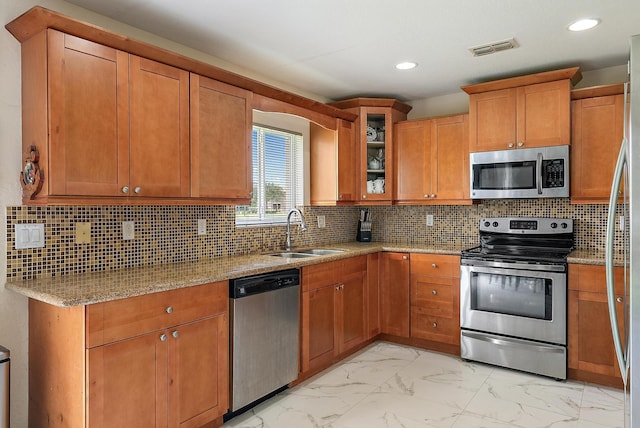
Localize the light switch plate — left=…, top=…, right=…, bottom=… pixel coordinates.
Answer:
left=426, top=214, right=434, bottom=227
left=317, top=215, right=326, bottom=229
left=122, top=221, right=135, bottom=240
left=75, top=222, right=91, bottom=244
left=15, top=223, right=45, bottom=249
left=197, top=219, right=207, bottom=235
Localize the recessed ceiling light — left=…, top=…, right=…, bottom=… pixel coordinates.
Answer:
left=568, top=18, right=600, bottom=32
left=395, top=62, right=417, bottom=70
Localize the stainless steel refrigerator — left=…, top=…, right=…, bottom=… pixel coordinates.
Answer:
left=606, top=33, right=640, bottom=427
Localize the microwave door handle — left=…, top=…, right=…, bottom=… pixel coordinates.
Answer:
left=536, top=152, right=543, bottom=195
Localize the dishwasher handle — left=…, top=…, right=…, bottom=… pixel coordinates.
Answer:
left=230, top=268, right=300, bottom=298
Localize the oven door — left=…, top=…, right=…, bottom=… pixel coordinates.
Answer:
left=460, top=262, right=566, bottom=345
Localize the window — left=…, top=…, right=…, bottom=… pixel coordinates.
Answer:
left=235, top=124, right=304, bottom=225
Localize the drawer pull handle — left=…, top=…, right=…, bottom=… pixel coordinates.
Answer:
left=166, top=306, right=174, bottom=314
left=617, top=297, right=624, bottom=303
left=172, top=331, right=179, bottom=339
left=160, top=334, right=167, bottom=342
left=432, top=322, right=438, bottom=328
left=432, top=290, right=437, bottom=295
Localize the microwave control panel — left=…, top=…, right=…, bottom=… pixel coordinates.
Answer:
left=542, top=159, right=565, bottom=188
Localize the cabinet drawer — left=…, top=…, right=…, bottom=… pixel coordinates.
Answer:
left=302, top=261, right=339, bottom=292
left=411, top=276, right=455, bottom=314
left=410, top=307, right=459, bottom=344
left=568, top=264, right=625, bottom=294
left=410, top=254, right=459, bottom=277
left=86, top=281, right=227, bottom=347
left=340, top=255, right=367, bottom=277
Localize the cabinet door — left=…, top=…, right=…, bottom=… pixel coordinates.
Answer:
left=360, top=106, right=394, bottom=202
left=468, top=88, right=517, bottom=152
left=516, top=80, right=570, bottom=148
left=191, top=74, right=253, bottom=201
left=337, top=119, right=357, bottom=202
left=168, top=314, right=229, bottom=428
left=87, top=331, right=167, bottom=428
left=129, top=56, right=190, bottom=197
left=380, top=252, right=410, bottom=337
left=395, top=119, right=431, bottom=201
left=301, top=284, right=336, bottom=373
left=337, top=271, right=366, bottom=354
left=366, top=252, right=381, bottom=338
left=571, top=95, right=624, bottom=203
left=310, top=122, right=338, bottom=205
left=430, top=114, right=469, bottom=201
left=48, top=30, right=129, bottom=196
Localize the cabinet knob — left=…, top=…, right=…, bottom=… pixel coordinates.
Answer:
left=134, top=187, right=142, bottom=194
left=338, top=194, right=343, bottom=200
left=431, top=263, right=437, bottom=268
left=424, top=195, right=429, bottom=198
left=432, top=322, right=438, bottom=328
left=160, top=334, right=167, bottom=342
left=517, top=141, right=524, bottom=147
left=432, top=290, right=437, bottom=295
left=508, top=143, right=514, bottom=148
left=362, top=195, right=367, bottom=199
left=402, top=255, right=408, bottom=260
left=122, top=186, right=129, bottom=194
left=166, top=306, right=174, bottom=314
left=172, top=331, right=179, bottom=339
left=336, top=286, right=340, bottom=291
left=617, top=297, right=624, bottom=303
left=430, top=194, right=436, bottom=198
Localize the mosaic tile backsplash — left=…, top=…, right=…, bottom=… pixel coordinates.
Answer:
left=6, top=199, right=616, bottom=280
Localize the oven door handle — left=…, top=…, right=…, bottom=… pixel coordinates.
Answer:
left=536, top=152, right=543, bottom=195
left=460, top=258, right=566, bottom=272
left=461, top=330, right=564, bottom=354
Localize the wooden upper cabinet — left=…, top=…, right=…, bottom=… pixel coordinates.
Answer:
left=394, top=114, right=470, bottom=204
left=328, top=98, right=411, bottom=204
left=571, top=89, right=625, bottom=204
left=464, top=67, right=580, bottom=152
left=337, top=119, right=357, bottom=203
left=190, top=74, right=253, bottom=202
left=129, top=56, right=190, bottom=198
left=47, top=30, right=129, bottom=197
left=395, top=119, right=431, bottom=201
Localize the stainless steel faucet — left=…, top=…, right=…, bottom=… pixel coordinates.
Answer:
left=285, top=208, right=307, bottom=251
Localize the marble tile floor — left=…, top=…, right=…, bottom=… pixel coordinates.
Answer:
left=222, top=341, right=627, bottom=428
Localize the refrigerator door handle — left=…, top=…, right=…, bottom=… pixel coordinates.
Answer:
left=605, top=92, right=629, bottom=384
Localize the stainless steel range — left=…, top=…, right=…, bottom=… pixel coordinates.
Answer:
left=460, top=217, right=574, bottom=379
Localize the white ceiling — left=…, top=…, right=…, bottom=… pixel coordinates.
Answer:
left=65, top=0, right=640, bottom=102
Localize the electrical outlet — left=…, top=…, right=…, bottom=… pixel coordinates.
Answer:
left=14, top=223, right=45, bottom=249
left=426, top=214, right=434, bottom=227
left=122, top=221, right=135, bottom=240
left=317, top=215, right=326, bottom=229
left=198, top=219, right=207, bottom=235
left=75, top=222, right=91, bottom=244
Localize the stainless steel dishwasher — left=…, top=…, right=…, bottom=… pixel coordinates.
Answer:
left=228, top=268, right=300, bottom=414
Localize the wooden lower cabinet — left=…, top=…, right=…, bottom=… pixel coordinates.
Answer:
left=409, top=254, right=460, bottom=347
left=30, top=281, right=229, bottom=428
left=380, top=252, right=410, bottom=337
left=366, top=252, right=381, bottom=338
left=301, top=256, right=367, bottom=375
left=568, top=263, right=626, bottom=388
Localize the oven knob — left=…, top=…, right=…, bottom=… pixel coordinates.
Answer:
left=484, top=221, right=490, bottom=227
left=561, top=222, right=568, bottom=229
left=492, top=222, right=498, bottom=227
left=550, top=222, right=558, bottom=229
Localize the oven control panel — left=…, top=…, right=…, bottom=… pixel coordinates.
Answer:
left=480, top=217, right=573, bottom=234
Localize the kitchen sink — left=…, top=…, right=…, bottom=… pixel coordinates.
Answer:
left=267, top=249, right=345, bottom=258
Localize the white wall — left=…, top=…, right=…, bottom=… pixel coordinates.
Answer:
left=407, top=64, right=630, bottom=120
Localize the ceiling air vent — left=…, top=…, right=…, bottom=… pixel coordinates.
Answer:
left=469, top=38, right=519, bottom=57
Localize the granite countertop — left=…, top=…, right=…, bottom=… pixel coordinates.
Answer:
left=5, top=241, right=470, bottom=307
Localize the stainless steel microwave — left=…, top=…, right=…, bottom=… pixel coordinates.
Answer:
left=470, top=145, right=569, bottom=199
